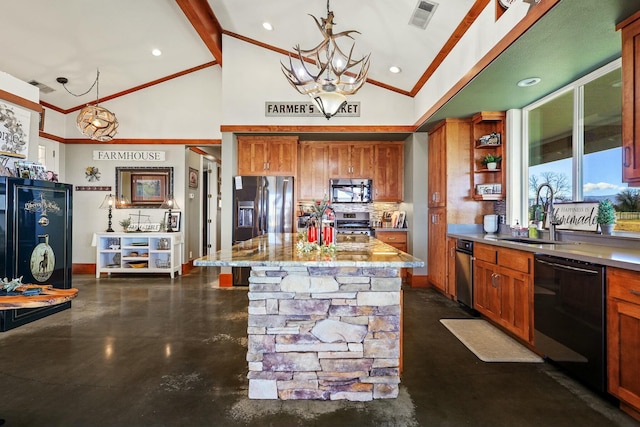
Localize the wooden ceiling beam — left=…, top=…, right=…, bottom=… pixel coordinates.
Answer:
left=176, top=0, right=223, bottom=64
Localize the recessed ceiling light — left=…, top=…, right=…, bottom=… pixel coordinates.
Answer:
left=517, top=77, right=541, bottom=87
left=389, top=66, right=402, bottom=74
left=263, top=22, right=273, bottom=31
left=151, top=49, right=162, bottom=57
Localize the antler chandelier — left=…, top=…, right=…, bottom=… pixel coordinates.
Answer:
left=281, top=0, right=370, bottom=119
left=57, top=69, right=118, bottom=141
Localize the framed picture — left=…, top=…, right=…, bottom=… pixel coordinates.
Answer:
left=164, top=211, right=181, bottom=232
left=189, top=167, right=198, bottom=188
left=130, top=172, right=167, bottom=205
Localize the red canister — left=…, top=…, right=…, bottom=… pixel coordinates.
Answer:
left=323, top=226, right=333, bottom=245
left=307, top=226, right=317, bottom=243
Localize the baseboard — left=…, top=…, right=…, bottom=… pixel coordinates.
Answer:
left=219, top=273, right=233, bottom=287
left=73, top=264, right=95, bottom=275
left=408, top=272, right=429, bottom=288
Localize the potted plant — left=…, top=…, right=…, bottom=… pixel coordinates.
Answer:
left=596, top=199, right=616, bottom=235
left=482, top=154, right=502, bottom=170
left=119, top=217, right=131, bottom=232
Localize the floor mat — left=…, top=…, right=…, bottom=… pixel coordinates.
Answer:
left=440, top=319, right=543, bottom=363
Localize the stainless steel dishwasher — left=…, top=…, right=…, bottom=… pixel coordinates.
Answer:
left=455, top=239, right=474, bottom=309
left=534, top=254, right=606, bottom=393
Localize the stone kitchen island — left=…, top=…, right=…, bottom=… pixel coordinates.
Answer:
left=194, top=233, right=423, bottom=401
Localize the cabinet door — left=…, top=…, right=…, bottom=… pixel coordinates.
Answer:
left=607, top=267, right=640, bottom=412
left=328, top=143, right=353, bottom=177
left=298, top=142, right=330, bottom=200
left=349, top=144, right=374, bottom=178
left=607, top=298, right=640, bottom=410
left=498, top=267, right=532, bottom=342
left=620, top=16, right=640, bottom=183
left=427, top=123, right=446, bottom=207
left=237, top=137, right=268, bottom=175
left=374, top=143, right=403, bottom=202
left=427, top=207, right=446, bottom=292
left=266, top=137, right=298, bottom=176
left=473, top=259, right=501, bottom=319
left=446, top=237, right=457, bottom=298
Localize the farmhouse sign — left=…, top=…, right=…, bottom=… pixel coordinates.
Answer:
left=93, top=151, right=166, bottom=162
left=552, top=202, right=599, bottom=231
left=265, top=102, right=361, bottom=117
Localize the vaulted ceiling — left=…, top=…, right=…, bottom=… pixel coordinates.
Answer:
left=1, top=0, right=639, bottom=131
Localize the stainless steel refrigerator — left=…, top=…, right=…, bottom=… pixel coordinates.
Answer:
left=232, top=176, right=294, bottom=285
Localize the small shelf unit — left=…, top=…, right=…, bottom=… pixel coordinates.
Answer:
left=471, top=111, right=506, bottom=201
left=94, top=232, right=183, bottom=278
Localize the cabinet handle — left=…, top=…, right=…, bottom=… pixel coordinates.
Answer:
left=450, top=247, right=455, bottom=258
left=630, top=289, right=640, bottom=297
left=623, top=146, right=631, bottom=168
left=388, top=237, right=397, bottom=240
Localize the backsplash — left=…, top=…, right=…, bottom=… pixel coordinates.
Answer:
left=299, top=202, right=400, bottom=225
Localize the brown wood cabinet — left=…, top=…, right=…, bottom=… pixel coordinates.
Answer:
left=446, top=237, right=457, bottom=298
left=473, top=243, right=533, bottom=343
left=298, top=142, right=330, bottom=200
left=237, top=135, right=298, bottom=176
left=377, top=230, right=408, bottom=280
left=426, top=118, right=493, bottom=294
left=427, top=207, right=447, bottom=293
left=618, top=11, right=640, bottom=184
left=374, top=142, right=404, bottom=202
left=471, top=111, right=506, bottom=201
left=297, top=141, right=404, bottom=202
left=376, top=230, right=408, bottom=252
left=328, top=143, right=374, bottom=178
left=607, top=267, right=640, bottom=421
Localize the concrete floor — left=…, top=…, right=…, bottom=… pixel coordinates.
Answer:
left=1, top=268, right=639, bottom=427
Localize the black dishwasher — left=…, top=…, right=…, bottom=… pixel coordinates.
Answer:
left=534, top=254, right=606, bottom=393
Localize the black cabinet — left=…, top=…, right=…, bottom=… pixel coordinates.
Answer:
left=0, top=177, right=73, bottom=331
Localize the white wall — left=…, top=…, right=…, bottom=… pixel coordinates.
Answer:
left=61, top=67, right=222, bottom=139
left=68, top=144, right=186, bottom=264
left=221, top=36, right=414, bottom=125
left=402, top=133, right=428, bottom=276
left=61, top=68, right=222, bottom=265
left=413, top=2, right=529, bottom=123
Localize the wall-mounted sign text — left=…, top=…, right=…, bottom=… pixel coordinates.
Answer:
left=93, top=151, right=166, bottom=161
left=265, top=102, right=360, bottom=117
left=553, top=202, right=599, bottom=231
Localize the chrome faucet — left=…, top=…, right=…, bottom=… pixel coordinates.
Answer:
left=536, top=183, right=559, bottom=241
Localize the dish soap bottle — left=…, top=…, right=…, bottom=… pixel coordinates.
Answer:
left=528, top=221, right=538, bottom=239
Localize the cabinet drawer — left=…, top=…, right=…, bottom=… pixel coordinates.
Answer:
left=608, top=267, right=640, bottom=305
left=376, top=231, right=407, bottom=244
left=474, top=243, right=497, bottom=264
left=498, top=248, right=532, bottom=274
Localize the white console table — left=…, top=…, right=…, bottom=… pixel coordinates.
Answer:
left=93, top=232, right=183, bottom=278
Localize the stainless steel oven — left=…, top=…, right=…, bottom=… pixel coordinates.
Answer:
left=334, top=211, right=373, bottom=236
left=534, top=254, right=606, bottom=392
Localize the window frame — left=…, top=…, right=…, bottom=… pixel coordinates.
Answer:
left=517, top=58, right=622, bottom=224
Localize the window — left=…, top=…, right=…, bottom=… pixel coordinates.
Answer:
left=524, top=59, right=640, bottom=232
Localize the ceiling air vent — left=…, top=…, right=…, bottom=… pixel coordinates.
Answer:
left=28, top=80, right=55, bottom=94
left=409, top=0, right=438, bottom=30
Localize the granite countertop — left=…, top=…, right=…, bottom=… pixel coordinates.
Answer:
left=448, top=232, right=640, bottom=272
left=194, top=233, right=424, bottom=268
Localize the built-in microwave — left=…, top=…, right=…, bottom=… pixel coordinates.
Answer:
left=329, top=179, right=372, bottom=203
